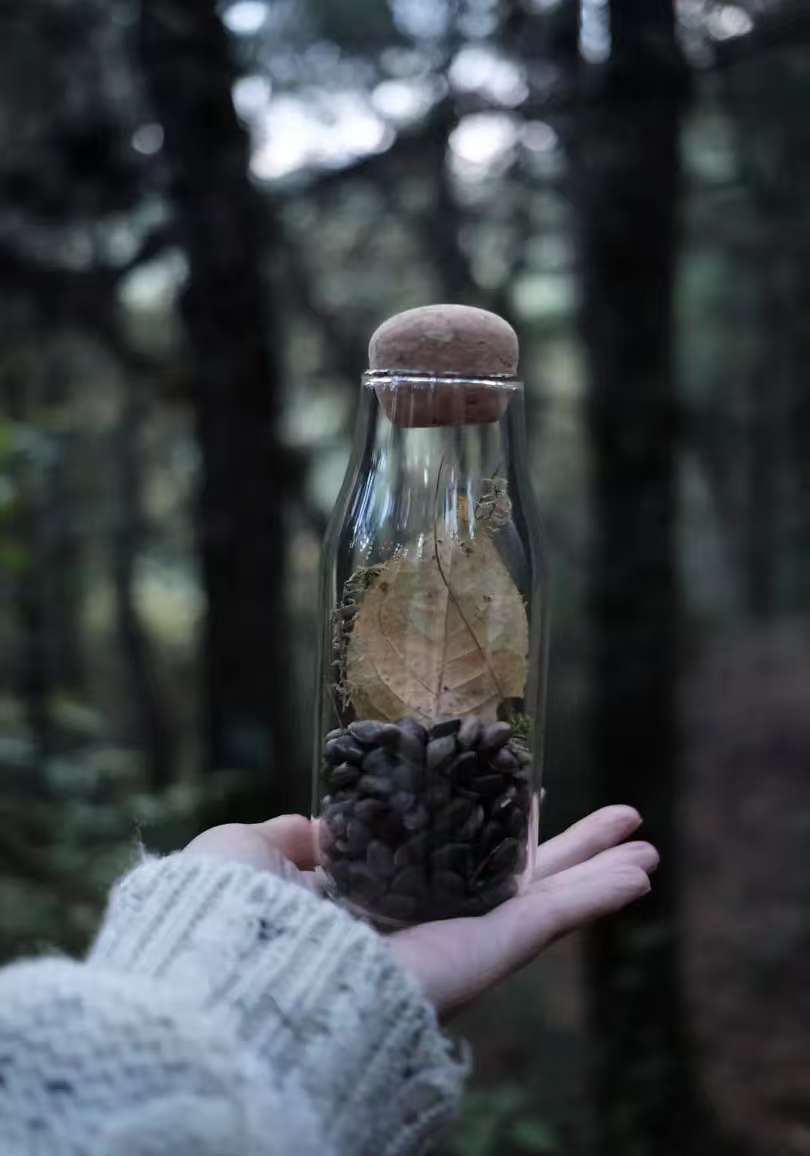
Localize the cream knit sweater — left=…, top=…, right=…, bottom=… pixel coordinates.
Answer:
left=0, top=852, right=467, bottom=1155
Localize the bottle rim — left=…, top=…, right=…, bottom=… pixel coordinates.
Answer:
left=362, top=369, right=523, bottom=391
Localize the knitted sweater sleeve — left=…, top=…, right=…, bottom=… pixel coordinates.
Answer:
left=0, top=852, right=467, bottom=1156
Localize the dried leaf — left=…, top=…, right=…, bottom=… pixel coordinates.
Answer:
left=346, top=516, right=528, bottom=723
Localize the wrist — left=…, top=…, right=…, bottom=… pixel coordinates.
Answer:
left=90, top=851, right=467, bottom=1156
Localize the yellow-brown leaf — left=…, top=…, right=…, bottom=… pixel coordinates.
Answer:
left=346, top=527, right=528, bottom=723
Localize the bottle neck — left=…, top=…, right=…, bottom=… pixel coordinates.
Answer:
left=340, top=373, right=529, bottom=554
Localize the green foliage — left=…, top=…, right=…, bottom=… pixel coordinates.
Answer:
left=0, top=745, right=257, bottom=962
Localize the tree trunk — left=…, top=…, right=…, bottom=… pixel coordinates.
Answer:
left=422, top=104, right=479, bottom=304
left=40, top=356, right=86, bottom=693
left=570, top=4, right=703, bottom=1152
left=137, top=1, right=300, bottom=804
left=4, top=364, right=54, bottom=768
left=112, top=380, right=175, bottom=790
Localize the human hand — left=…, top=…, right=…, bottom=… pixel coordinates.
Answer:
left=184, top=806, right=657, bottom=1018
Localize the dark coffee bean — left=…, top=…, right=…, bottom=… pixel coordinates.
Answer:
left=330, top=763, right=359, bottom=789
left=391, top=790, right=415, bottom=814
left=324, top=741, right=343, bottom=766
left=512, top=782, right=531, bottom=814
left=378, top=724, right=403, bottom=749
left=378, top=811, right=405, bottom=844
left=367, top=840, right=395, bottom=878
left=326, top=736, right=365, bottom=764
left=490, top=747, right=518, bottom=773
left=325, top=812, right=347, bottom=839
left=427, top=735, right=456, bottom=772
left=451, top=751, right=480, bottom=785
left=457, top=786, right=483, bottom=801
left=425, top=778, right=452, bottom=807
left=334, top=839, right=351, bottom=855
left=392, top=865, right=428, bottom=898
left=354, top=797, right=388, bottom=823
left=514, top=745, right=532, bottom=768
left=397, top=730, right=427, bottom=766
left=346, top=819, right=371, bottom=855
left=457, top=803, right=485, bottom=841
left=476, top=837, right=520, bottom=883
left=403, top=804, right=429, bottom=831
left=435, top=797, right=473, bottom=833
left=326, top=789, right=356, bottom=809
left=348, top=720, right=389, bottom=746
left=326, top=727, right=345, bottom=742
left=431, top=843, right=471, bottom=874
left=399, top=717, right=429, bottom=744
left=337, top=737, right=367, bottom=763
left=480, top=721, right=512, bottom=751
left=358, top=774, right=393, bottom=799
left=376, top=892, right=419, bottom=922
left=348, top=861, right=386, bottom=901
left=394, top=831, right=430, bottom=868
left=480, top=820, right=506, bottom=854
left=492, top=787, right=518, bottom=814
left=457, top=715, right=482, bottom=750
left=507, top=807, right=528, bottom=839
left=431, top=869, right=466, bottom=899
left=362, top=747, right=399, bottom=776
left=472, top=773, right=507, bottom=796
left=393, top=761, right=422, bottom=792
left=464, top=873, right=515, bottom=910
left=431, top=718, right=461, bottom=739
left=331, top=789, right=357, bottom=808
left=472, top=876, right=518, bottom=912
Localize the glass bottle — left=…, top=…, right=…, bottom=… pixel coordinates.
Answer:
left=312, top=306, right=548, bottom=926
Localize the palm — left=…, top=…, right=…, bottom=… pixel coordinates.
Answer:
left=185, top=806, right=657, bottom=1018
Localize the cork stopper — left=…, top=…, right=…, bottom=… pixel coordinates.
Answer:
left=367, top=304, right=519, bottom=428
left=369, top=304, right=518, bottom=377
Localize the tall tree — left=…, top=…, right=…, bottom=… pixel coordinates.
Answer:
left=137, top=1, right=301, bottom=803
left=3, top=353, right=55, bottom=769
left=112, top=374, right=175, bottom=790
left=569, top=2, right=705, bottom=1153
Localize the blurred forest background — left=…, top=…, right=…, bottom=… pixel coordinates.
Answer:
left=2, top=0, right=809, bottom=1153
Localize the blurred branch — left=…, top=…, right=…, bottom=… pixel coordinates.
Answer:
left=0, top=222, right=175, bottom=296
left=117, top=222, right=178, bottom=276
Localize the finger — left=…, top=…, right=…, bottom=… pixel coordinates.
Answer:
left=250, top=815, right=319, bottom=870
left=405, top=854, right=653, bottom=1016
left=530, top=839, right=659, bottom=894
left=483, top=855, right=653, bottom=978
left=533, top=805, right=642, bottom=880
left=519, top=864, right=651, bottom=951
